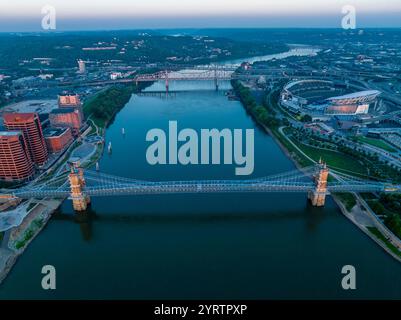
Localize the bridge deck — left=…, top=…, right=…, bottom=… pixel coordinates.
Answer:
left=8, top=166, right=398, bottom=199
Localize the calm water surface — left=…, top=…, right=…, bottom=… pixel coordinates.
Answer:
left=1, top=79, right=401, bottom=299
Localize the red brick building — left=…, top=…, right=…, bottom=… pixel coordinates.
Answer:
left=0, top=131, right=35, bottom=181
left=58, top=93, right=81, bottom=107
left=44, top=127, right=73, bottom=153
left=58, top=93, right=84, bottom=120
left=49, top=108, right=83, bottom=136
left=3, top=112, right=48, bottom=166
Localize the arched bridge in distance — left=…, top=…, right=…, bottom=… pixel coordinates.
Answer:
left=2, top=160, right=400, bottom=212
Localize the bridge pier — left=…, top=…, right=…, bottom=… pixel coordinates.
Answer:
left=68, top=160, right=90, bottom=212
left=308, top=160, right=329, bottom=207
left=214, top=67, right=219, bottom=91
left=165, top=70, right=169, bottom=92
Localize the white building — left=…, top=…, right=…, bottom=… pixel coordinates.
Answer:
left=77, top=60, right=86, bottom=74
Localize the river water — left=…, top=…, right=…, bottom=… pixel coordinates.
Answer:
left=1, top=50, right=401, bottom=299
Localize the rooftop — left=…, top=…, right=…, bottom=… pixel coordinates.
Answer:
left=3, top=112, right=36, bottom=123
left=1, top=100, right=58, bottom=115
left=0, top=131, right=23, bottom=137
left=51, top=107, right=77, bottom=114
left=59, top=93, right=78, bottom=96
left=43, top=127, right=70, bottom=137
left=328, top=90, right=381, bottom=101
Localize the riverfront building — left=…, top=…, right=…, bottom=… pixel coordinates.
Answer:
left=58, top=93, right=84, bottom=120
left=49, top=108, right=83, bottom=136
left=44, top=127, right=73, bottom=153
left=58, top=93, right=81, bottom=107
left=0, top=131, right=35, bottom=181
left=3, top=112, right=48, bottom=166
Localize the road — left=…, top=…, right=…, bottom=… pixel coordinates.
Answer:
left=277, top=124, right=401, bottom=259
left=277, top=98, right=401, bottom=170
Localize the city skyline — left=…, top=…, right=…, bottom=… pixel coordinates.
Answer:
left=0, top=0, right=401, bottom=31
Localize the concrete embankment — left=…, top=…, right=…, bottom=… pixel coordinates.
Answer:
left=0, top=198, right=62, bottom=285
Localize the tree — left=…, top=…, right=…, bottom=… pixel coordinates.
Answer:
left=300, top=114, right=312, bottom=122
left=385, top=214, right=401, bottom=238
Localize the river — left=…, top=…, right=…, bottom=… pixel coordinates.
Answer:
left=1, top=49, right=401, bottom=299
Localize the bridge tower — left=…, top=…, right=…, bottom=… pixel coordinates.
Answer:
left=68, top=159, right=90, bottom=212
left=308, top=160, right=329, bottom=207
left=214, top=66, right=219, bottom=91
left=165, top=70, right=169, bottom=92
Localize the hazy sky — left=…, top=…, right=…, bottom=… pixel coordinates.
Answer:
left=1, top=0, right=400, bottom=31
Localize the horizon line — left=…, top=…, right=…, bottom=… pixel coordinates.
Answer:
left=2, top=26, right=401, bottom=34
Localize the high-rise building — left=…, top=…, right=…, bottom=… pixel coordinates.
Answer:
left=49, top=108, right=83, bottom=136
left=0, top=131, right=35, bottom=181
left=78, top=59, right=86, bottom=73
left=3, top=112, right=49, bottom=166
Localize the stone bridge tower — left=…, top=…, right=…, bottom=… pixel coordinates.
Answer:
left=308, top=160, right=329, bottom=207
left=68, top=159, right=90, bottom=212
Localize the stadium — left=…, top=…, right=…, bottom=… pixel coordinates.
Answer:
left=280, top=79, right=381, bottom=117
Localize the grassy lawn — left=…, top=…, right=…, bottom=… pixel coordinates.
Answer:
left=334, top=193, right=357, bottom=211
left=14, top=217, right=44, bottom=250
left=357, top=136, right=397, bottom=153
left=270, top=127, right=314, bottom=168
left=361, top=193, right=378, bottom=200
left=15, top=229, right=34, bottom=250
left=367, top=227, right=401, bottom=258
left=280, top=127, right=369, bottom=176
left=292, top=139, right=369, bottom=175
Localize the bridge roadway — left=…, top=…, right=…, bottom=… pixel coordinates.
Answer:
left=57, top=72, right=327, bottom=88
left=7, top=166, right=399, bottom=200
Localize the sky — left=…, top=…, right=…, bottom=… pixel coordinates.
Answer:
left=0, top=0, right=400, bottom=31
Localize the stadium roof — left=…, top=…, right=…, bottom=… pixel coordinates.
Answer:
left=284, top=79, right=333, bottom=91
left=328, top=90, right=381, bottom=101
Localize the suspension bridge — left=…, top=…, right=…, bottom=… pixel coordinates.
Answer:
left=1, top=160, right=400, bottom=212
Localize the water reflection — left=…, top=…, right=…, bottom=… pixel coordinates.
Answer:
left=52, top=198, right=329, bottom=242
left=299, top=201, right=326, bottom=232
left=53, top=207, right=97, bottom=242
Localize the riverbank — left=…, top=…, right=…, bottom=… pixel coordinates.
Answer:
left=0, top=84, right=132, bottom=285
left=0, top=198, right=62, bottom=284
left=83, top=84, right=137, bottom=130
left=231, top=81, right=401, bottom=264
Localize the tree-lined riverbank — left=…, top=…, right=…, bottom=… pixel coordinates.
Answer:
left=83, top=83, right=147, bottom=130
left=231, top=79, right=401, bottom=263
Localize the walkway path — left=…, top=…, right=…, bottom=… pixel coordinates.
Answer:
left=277, top=124, right=401, bottom=262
